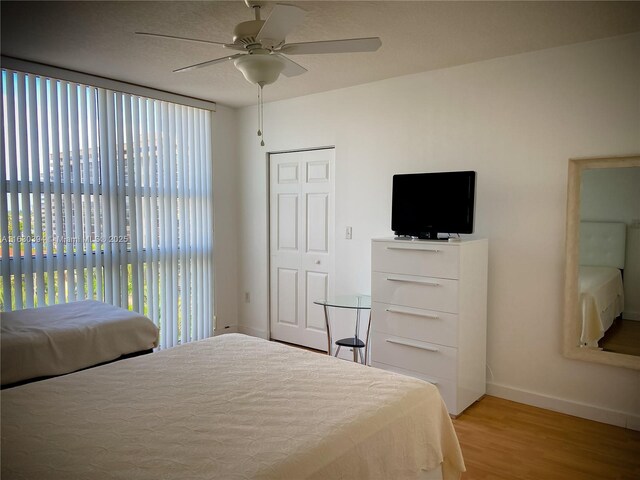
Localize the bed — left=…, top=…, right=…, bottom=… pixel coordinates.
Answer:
left=1, top=300, right=159, bottom=387
left=578, top=221, right=626, bottom=348
left=1, top=333, right=465, bottom=480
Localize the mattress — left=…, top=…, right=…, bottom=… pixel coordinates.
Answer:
left=579, top=266, right=624, bottom=347
left=1, top=333, right=465, bottom=480
left=1, top=300, right=159, bottom=386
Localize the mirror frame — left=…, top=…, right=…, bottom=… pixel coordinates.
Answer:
left=563, top=154, right=640, bottom=370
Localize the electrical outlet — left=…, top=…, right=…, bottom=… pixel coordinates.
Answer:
left=345, top=226, right=353, bottom=239
left=244, top=292, right=250, bottom=303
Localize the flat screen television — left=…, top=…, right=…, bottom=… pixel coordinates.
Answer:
left=391, top=171, right=476, bottom=239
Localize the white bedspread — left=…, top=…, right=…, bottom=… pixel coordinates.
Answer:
left=579, top=266, right=624, bottom=347
left=1, top=333, right=465, bottom=480
left=1, top=300, right=159, bottom=385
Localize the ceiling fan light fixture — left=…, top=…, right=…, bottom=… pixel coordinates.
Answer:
left=234, top=53, right=285, bottom=86
left=140, top=1, right=382, bottom=148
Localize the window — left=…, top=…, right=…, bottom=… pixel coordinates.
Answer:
left=1, top=69, right=214, bottom=348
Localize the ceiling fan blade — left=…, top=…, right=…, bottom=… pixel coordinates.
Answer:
left=256, top=4, right=306, bottom=46
left=274, top=54, right=307, bottom=77
left=223, top=43, right=247, bottom=52
left=173, top=53, right=245, bottom=73
left=136, top=31, right=227, bottom=46
left=280, top=37, right=382, bottom=55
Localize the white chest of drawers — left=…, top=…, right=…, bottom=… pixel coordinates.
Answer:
left=370, top=238, right=488, bottom=416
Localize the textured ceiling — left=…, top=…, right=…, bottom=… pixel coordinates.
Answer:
left=2, top=1, right=640, bottom=108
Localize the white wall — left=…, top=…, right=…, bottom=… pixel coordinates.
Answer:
left=235, top=33, right=640, bottom=427
left=212, top=105, right=239, bottom=333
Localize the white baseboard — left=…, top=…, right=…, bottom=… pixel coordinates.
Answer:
left=237, top=325, right=269, bottom=339
left=213, top=325, right=238, bottom=335
left=623, top=310, right=640, bottom=321
left=487, top=382, right=640, bottom=431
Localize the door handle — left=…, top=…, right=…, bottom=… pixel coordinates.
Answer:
left=385, top=276, right=441, bottom=287
left=386, top=246, right=441, bottom=253
left=385, top=338, right=440, bottom=352
left=315, top=260, right=321, bottom=264
left=385, top=307, right=440, bottom=319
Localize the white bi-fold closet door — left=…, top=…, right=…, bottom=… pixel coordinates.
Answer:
left=269, top=148, right=335, bottom=351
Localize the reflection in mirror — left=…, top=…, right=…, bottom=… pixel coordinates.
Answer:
left=579, top=168, right=640, bottom=355
left=564, top=156, right=640, bottom=370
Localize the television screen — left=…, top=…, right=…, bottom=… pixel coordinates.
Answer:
left=391, top=171, right=476, bottom=239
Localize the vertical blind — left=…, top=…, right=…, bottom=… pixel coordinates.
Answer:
left=0, top=69, right=214, bottom=348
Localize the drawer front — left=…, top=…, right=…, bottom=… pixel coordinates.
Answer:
left=371, top=361, right=458, bottom=414
left=371, top=333, right=458, bottom=380
left=372, top=241, right=460, bottom=279
left=372, top=272, right=459, bottom=313
left=372, top=302, right=458, bottom=347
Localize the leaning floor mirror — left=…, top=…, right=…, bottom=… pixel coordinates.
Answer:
left=563, top=155, right=640, bottom=370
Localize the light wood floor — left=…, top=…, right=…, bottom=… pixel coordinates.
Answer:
left=453, top=396, right=640, bottom=480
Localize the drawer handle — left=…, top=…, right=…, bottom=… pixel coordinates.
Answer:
left=385, top=338, right=440, bottom=352
left=385, top=307, right=439, bottom=320
left=386, top=276, right=441, bottom=287
left=386, top=246, right=441, bottom=253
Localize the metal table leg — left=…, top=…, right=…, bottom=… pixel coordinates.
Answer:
left=354, top=307, right=361, bottom=362
left=323, top=305, right=331, bottom=356
left=364, top=311, right=372, bottom=366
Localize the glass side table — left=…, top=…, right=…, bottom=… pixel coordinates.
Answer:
left=313, top=295, right=372, bottom=365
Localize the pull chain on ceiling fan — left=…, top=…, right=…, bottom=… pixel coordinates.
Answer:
left=136, top=0, right=382, bottom=145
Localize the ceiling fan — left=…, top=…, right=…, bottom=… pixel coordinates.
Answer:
left=136, top=0, right=382, bottom=86
left=136, top=0, right=382, bottom=145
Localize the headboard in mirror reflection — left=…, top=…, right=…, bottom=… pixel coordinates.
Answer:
left=579, top=222, right=626, bottom=269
